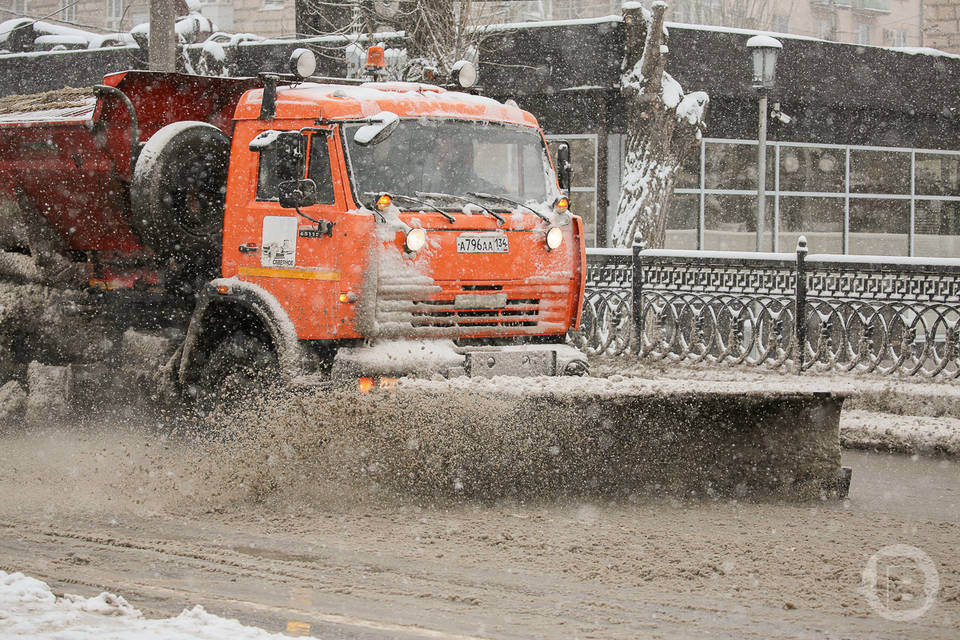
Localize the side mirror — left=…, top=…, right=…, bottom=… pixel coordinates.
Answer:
left=555, top=141, right=572, bottom=193
left=353, top=111, right=400, bottom=146
left=275, top=132, right=304, bottom=183
left=249, top=130, right=305, bottom=183
left=278, top=179, right=318, bottom=209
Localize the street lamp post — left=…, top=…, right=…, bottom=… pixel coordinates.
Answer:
left=746, top=35, right=782, bottom=253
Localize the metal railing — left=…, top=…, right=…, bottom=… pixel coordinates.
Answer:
left=568, top=248, right=634, bottom=357
left=571, top=239, right=960, bottom=378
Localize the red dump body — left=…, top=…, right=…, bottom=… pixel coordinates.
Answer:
left=0, top=71, right=258, bottom=258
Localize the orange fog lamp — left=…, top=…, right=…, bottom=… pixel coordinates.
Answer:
left=357, top=377, right=375, bottom=393
left=554, top=197, right=569, bottom=214
left=366, top=46, right=386, bottom=70
left=376, top=193, right=392, bottom=211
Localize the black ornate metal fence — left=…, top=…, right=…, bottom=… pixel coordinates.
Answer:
left=571, top=239, right=960, bottom=379
left=569, top=249, right=634, bottom=357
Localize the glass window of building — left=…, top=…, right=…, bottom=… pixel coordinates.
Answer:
left=651, top=139, right=960, bottom=257
left=665, top=194, right=699, bottom=250
left=915, top=201, right=960, bottom=257
left=850, top=149, right=910, bottom=194
left=675, top=146, right=700, bottom=189
left=60, top=0, right=75, bottom=22
left=916, top=153, right=960, bottom=197
left=703, top=194, right=773, bottom=252
left=779, top=146, right=845, bottom=194
left=778, top=196, right=843, bottom=254
left=849, top=199, right=908, bottom=255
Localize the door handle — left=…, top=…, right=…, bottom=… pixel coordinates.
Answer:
left=238, top=243, right=259, bottom=254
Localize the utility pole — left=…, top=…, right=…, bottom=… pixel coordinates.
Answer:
left=149, top=0, right=177, bottom=72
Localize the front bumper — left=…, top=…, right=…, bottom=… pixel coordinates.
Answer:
left=329, top=340, right=588, bottom=379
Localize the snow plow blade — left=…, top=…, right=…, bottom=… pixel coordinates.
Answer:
left=328, top=377, right=847, bottom=500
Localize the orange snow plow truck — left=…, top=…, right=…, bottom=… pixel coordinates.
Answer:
left=0, top=49, right=588, bottom=398
left=0, top=51, right=851, bottom=499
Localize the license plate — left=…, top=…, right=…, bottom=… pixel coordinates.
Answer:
left=455, top=293, right=507, bottom=309
left=456, top=234, right=508, bottom=253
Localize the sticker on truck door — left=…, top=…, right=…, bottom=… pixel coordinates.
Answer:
left=261, top=216, right=297, bottom=267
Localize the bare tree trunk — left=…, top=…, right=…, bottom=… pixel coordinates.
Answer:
left=611, top=2, right=708, bottom=249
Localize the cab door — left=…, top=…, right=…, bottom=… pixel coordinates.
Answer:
left=234, top=127, right=344, bottom=340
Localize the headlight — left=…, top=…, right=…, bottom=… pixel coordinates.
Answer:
left=451, top=60, right=477, bottom=89
left=289, top=48, right=316, bottom=79
left=405, top=228, right=427, bottom=253
left=546, top=226, right=563, bottom=250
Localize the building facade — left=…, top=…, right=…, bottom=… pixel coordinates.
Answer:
left=925, top=0, right=960, bottom=54
left=1, top=9, right=958, bottom=256
left=0, top=0, right=932, bottom=45
left=486, top=0, right=925, bottom=48
left=1, top=0, right=297, bottom=38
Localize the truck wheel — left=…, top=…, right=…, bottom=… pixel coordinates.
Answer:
left=194, top=331, right=279, bottom=412
left=130, top=121, right=230, bottom=271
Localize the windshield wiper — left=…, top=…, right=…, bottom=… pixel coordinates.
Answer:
left=467, top=192, right=550, bottom=222
left=416, top=191, right=506, bottom=226
left=363, top=192, right=455, bottom=223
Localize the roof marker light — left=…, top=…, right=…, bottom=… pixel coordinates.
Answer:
left=366, top=46, right=386, bottom=70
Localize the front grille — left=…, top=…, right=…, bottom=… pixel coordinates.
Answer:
left=408, top=298, right=540, bottom=328
left=375, top=281, right=542, bottom=336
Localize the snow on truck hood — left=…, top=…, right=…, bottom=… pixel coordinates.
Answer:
left=234, top=81, right=539, bottom=127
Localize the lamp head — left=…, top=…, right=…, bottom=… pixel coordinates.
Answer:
left=746, top=35, right=783, bottom=90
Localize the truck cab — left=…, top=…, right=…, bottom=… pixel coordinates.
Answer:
left=182, top=78, right=586, bottom=386
left=0, top=50, right=587, bottom=396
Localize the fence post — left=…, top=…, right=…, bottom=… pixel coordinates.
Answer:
left=632, top=233, right=645, bottom=354
left=795, top=235, right=808, bottom=374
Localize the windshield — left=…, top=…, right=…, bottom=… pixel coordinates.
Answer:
left=343, top=119, right=557, bottom=209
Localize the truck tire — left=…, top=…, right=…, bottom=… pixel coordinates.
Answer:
left=130, top=121, right=230, bottom=272
left=194, top=331, right=279, bottom=413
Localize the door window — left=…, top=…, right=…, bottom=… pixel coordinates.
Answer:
left=307, top=132, right=336, bottom=205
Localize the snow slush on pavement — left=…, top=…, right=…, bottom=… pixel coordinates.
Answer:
left=0, top=49, right=848, bottom=502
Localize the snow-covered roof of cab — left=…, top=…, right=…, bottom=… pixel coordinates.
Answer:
left=234, top=81, right=540, bottom=127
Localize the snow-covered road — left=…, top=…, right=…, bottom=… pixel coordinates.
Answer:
left=0, top=422, right=956, bottom=639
